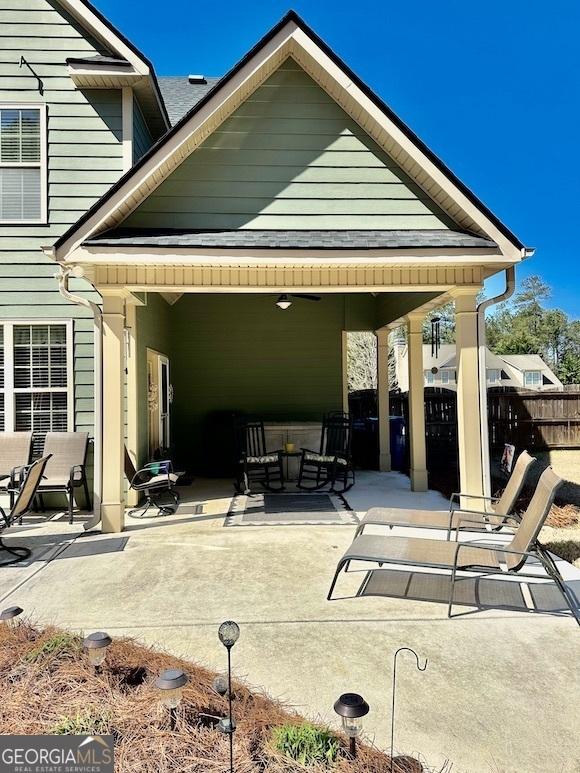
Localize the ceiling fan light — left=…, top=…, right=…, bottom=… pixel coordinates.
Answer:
left=276, top=294, right=292, bottom=310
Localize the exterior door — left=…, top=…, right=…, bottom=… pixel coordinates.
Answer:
left=147, top=349, right=171, bottom=457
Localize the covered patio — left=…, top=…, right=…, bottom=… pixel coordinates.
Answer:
left=1, top=470, right=579, bottom=772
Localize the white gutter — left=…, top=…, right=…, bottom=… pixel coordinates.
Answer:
left=57, top=266, right=103, bottom=531
left=476, top=249, right=533, bottom=496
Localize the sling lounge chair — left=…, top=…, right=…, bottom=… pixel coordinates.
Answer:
left=35, top=432, right=90, bottom=524
left=0, top=432, right=33, bottom=507
left=356, top=450, right=536, bottom=540
left=0, top=455, right=51, bottom=566
left=328, top=467, right=579, bottom=626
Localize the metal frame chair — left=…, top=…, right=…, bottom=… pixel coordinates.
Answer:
left=34, top=432, right=90, bottom=524
left=0, top=432, right=33, bottom=508
left=355, top=450, right=536, bottom=539
left=0, top=455, right=51, bottom=566
left=124, top=449, right=181, bottom=518
left=327, top=467, right=579, bottom=626
left=298, top=412, right=355, bottom=493
left=233, top=419, right=284, bottom=495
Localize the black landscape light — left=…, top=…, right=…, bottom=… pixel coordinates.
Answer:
left=333, top=693, right=369, bottom=759
left=0, top=606, right=23, bottom=628
left=155, top=668, right=188, bottom=730
left=83, top=631, right=112, bottom=669
left=218, top=621, right=240, bottom=773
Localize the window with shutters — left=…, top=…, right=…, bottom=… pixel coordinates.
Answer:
left=0, top=321, right=73, bottom=435
left=0, top=106, right=46, bottom=223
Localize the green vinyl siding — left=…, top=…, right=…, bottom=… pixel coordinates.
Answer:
left=0, top=0, right=125, bottom=446
left=124, top=58, right=455, bottom=231
left=133, top=96, right=154, bottom=163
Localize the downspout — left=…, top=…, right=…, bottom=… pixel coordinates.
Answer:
left=57, top=265, right=103, bottom=531
left=476, top=250, right=532, bottom=496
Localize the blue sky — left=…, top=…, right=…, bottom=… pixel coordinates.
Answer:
left=99, top=0, right=579, bottom=318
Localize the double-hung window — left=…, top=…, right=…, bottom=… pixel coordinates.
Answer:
left=0, top=106, right=46, bottom=223
left=524, top=370, right=541, bottom=387
left=440, top=369, right=455, bottom=385
left=487, top=368, right=501, bottom=384
left=0, top=322, right=72, bottom=434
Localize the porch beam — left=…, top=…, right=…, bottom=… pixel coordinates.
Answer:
left=406, top=312, right=428, bottom=491
left=454, top=287, right=485, bottom=505
left=101, top=291, right=126, bottom=533
left=375, top=328, right=391, bottom=471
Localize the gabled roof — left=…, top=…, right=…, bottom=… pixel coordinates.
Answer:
left=52, top=10, right=529, bottom=261
left=57, top=0, right=169, bottom=135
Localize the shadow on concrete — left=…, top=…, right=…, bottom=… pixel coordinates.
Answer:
left=354, top=567, right=577, bottom=619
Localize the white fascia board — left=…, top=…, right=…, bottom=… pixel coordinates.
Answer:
left=67, top=246, right=505, bottom=266
left=59, top=0, right=149, bottom=74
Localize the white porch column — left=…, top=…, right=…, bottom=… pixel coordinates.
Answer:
left=125, top=302, right=139, bottom=507
left=376, top=328, right=391, bottom=471
left=454, top=287, right=485, bottom=502
left=406, top=313, right=428, bottom=491
left=101, top=291, right=126, bottom=533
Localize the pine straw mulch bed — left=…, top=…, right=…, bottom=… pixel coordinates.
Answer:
left=0, top=622, right=425, bottom=773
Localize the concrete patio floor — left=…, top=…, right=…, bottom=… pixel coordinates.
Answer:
left=1, top=471, right=579, bottom=773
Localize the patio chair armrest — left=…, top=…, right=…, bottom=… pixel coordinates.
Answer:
left=144, top=459, right=173, bottom=472
left=69, top=463, right=85, bottom=482
left=10, top=464, right=29, bottom=487
left=453, top=541, right=539, bottom=567
left=450, top=492, right=500, bottom=505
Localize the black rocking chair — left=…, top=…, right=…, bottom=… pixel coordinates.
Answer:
left=1, top=455, right=52, bottom=566
left=298, top=412, right=355, bottom=493
left=234, top=419, right=284, bottom=495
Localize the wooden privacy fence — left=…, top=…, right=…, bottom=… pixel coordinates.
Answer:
left=389, top=389, right=580, bottom=450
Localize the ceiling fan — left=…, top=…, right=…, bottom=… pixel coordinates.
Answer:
left=275, top=293, right=321, bottom=310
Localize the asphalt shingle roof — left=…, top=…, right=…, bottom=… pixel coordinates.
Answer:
left=158, top=76, right=221, bottom=125
left=85, top=228, right=497, bottom=250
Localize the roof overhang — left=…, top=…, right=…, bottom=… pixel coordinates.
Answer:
left=67, top=60, right=143, bottom=88
left=57, top=0, right=169, bottom=135
left=50, top=10, right=529, bottom=264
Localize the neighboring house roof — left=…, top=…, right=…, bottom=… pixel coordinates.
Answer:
left=399, top=345, right=562, bottom=388
left=158, top=77, right=221, bottom=125
left=500, top=354, right=551, bottom=372
left=85, top=228, right=498, bottom=250
left=430, top=346, right=506, bottom=372
left=57, top=0, right=169, bottom=135
left=51, top=11, right=529, bottom=261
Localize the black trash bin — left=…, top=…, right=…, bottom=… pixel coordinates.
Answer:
left=389, top=415, right=406, bottom=471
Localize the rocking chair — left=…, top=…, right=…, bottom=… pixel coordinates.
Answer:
left=298, top=412, right=355, bottom=493
left=234, top=419, right=284, bottom=495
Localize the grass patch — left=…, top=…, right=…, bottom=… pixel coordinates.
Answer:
left=271, top=723, right=340, bottom=766
left=24, top=632, right=81, bottom=663
left=52, top=708, right=112, bottom=735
